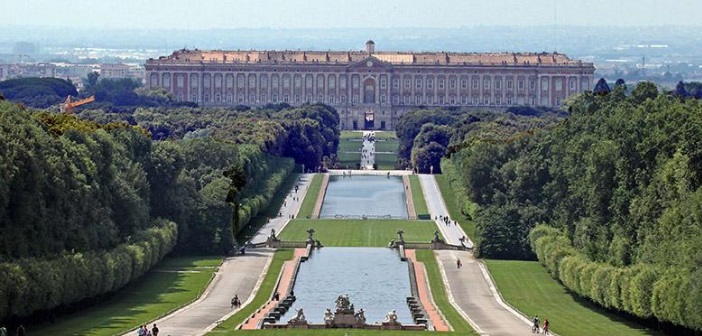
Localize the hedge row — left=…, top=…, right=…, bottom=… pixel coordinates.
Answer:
left=237, top=156, right=295, bottom=231
left=0, top=219, right=177, bottom=322
left=440, top=158, right=478, bottom=220
left=529, top=225, right=702, bottom=331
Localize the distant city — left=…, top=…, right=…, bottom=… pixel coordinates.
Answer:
left=1, top=25, right=701, bottom=88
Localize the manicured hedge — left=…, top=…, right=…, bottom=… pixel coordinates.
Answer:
left=0, top=219, right=177, bottom=321
left=529, top=225, right=702, bottom=331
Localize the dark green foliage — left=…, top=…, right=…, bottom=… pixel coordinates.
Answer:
left=450, top=83, right=702, bottom=330
left=0, top=220, right=177, bottom=321
left=0, top=77, right=78, bottom=108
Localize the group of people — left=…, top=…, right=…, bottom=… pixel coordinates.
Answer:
left=136, top=324, right=158, bottom=336
left=231, top=294, right=241, bottom=309
left=0, top=325, right=23, bottom=336
left=532, top=315, right=550, bottom=334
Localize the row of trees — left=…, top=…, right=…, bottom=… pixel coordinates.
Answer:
left=0, top=78, right=77, bottom=108
left=0, top=219, right=177, bottom=321
left=0, top=99, right=340, bottom=323
left=530, top=225, right=702, bottom=331
left=444, top=82, right=702, bottom=331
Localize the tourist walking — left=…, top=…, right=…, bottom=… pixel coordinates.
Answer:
left=456, top=258, right=462, bottom=269
left=16, top=325, right=26, bottom=336
left=152, top=323, right=159, bottom=336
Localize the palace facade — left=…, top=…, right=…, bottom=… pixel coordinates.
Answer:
left=144, top=41, right=595, bottom=130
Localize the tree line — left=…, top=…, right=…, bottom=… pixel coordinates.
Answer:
left=444, top=82, right=702, bottom=331
left=0, top=100, right=340, bottom=324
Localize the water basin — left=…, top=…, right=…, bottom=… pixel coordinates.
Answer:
left=320, top=175, right=408, bottom=219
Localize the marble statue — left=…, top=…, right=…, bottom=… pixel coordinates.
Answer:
left=324, top=308, right=334, bottom=325
left=383, top=309, right=399, bottom=325
left=287, top=308, right=306, bottom=324
left=354, top=308, right=366, bottom=324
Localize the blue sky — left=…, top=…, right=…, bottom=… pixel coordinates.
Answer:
left=7, top=0, right=702, bottom=29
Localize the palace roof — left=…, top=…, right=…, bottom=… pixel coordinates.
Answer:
left=147, top=49, right=590, bottom=67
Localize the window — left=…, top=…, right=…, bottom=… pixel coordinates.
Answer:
left=461, top=96, right=468, bottom=105
left=203, top=75, right=210, bottom=88
left=404, top=96, right=409, bottom=104
left=507, top=80, right=513, bottom=89
left=352, top=76, right=359, bottom=89
left=483, top=96, right=490, bottom=105
left=461, top=79, right=467, bottom=89
left=191, top=93, right=197, bottom=102
left=352, top=96, right=358, bottom=104
left=284, top=94, right=289, bottom=103
left=518, top=80, right=524, bottom=90
left=495, top=96, right=501, bottom=105
left=450, top=97, right=456, bottom=104
left=261, top=94, right=266, bottom=102
left=541, top=79, right=549, bottom=91
left=449, top=79, right=456, bottom=89
left=340, top=76, right=347, bottom=89
left=190, top=74, right=198, bottom=88
left=472, top=79, right=479, bottom=89
left=427, top=78, right=434, bottom=89
left=283, top=76, right=290, bottom=88
left=483, top=78, right=491, bottom=89
left=495, top=80, right=501, bottom=90
left=215, top=93, right=221, bottom=103
left=393, top=78, right=399, bottom=89
left=393, top=96, right=399, bottom=104
left=317, top=94, right=323, bottom=102
left=177, top=75, right=184, bottom=88
left=272, top=94, right=278, bottom=103
left=227, top=94, right=233, bottom=103
left=438, top=78, right=445, bottom=89
left=507, top=96, right=513, bottom=105
left=249, top=95, right=255, bottom=103
left=317, top=76, right=324, bottom=88
left=329, top=76, right=336, bottom=89
left=555, top=78, right=563, bottom=92
left=329, top=95, right=334, bottom=104
left=529, top=79, right=536, bottom=90
left=570, top=79, right=576, bottom=90
left=204, top=93, right=209, bottom=102
left=415, top=78, right=422, bottom=89
left=295, top=95, right=301, bottom=103
left=306, top=95, right=312, bottom=103
left=404, top=78, right=411, bottom=89
left=380, top=94, right=386, bottom=104
left=226, top=75, right=234, bottom=88
left=306, top=76, right=313, bottom=89
left=294, top=76, right=302, bottom=88
left=150, top=74, right=158, bottom=87
left=341, top=95, right=346, bottom=103
left=215, top=75, right=222, bottom=88
left=380, top=77, right=387, bottom=89
left=163, top=73, right=171, bottom=88
left=472, top=96, right=479, bottom=105
left=260, top=76, right=267, bottom=87
left=439, top=96, right=444, bottom=105
left=415, top=95, right=421, bottom=104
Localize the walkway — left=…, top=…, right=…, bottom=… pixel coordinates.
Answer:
left=418, top=174, right=473, bottom=248
left=123, top=173, right=313, bottom=336
left=250, top=173, right=314, bottom=244
left=360, top=131, right=375, bottom=169
left=419, top=174, right=532, bottom=335
left=404, top=249, right=450, bottom=331
left=122, top=250, right=273, bottom=336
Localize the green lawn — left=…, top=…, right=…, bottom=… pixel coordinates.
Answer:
left=371, top=131, right=397, bottom=140
left=297, top=174, right=323, bottom=219
left=415, top=250, right=478, bottom=335
left=278, top=219, right=440, bottom=247
left=211, top=250, right=294, bottom=333
left=33, top=256, right=222, bottom=336
left=374, top=139, right=399, bottom=153
left=434, top=174, right=476, bottom=240
left=214, top=330, right=452, bottom=335
left=340, top=131, right=364, bottom=139
left=484, top=260, right=664, bottom=336
left=374, top=153, right=397, bottom=170
left=337, top=138, right=362, bottom=168
left=408, top=175, right=428, bottom=216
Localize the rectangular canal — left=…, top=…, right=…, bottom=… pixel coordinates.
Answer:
left=320, top=175, right=408, bottom=219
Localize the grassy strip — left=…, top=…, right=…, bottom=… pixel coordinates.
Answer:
left=210, top=250, right=295, bottom=332
left=32, top=257, right=222, bottom=336
left=484, top=260, right=664, bottom=336
left=434, top=174, right=476, bottom=240
left=278, top=219, right=439, bottom=247
left=340, top=131, right=364, bottom=139
left=374, top=153, right=397, bottom=170
left=222, top=329, right=450, bottom=335
left=408, top=175, right=429, bottom=216
left=371, top=131, right=397, bottom=140
left=296, top=174, right=323, bottom=219
left=374, top=140, right=399, bottom=153
left=415, top=250, right=477, bottom=335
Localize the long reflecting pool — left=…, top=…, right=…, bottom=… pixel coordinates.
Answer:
left=281, top=247, right=412, bottom=324
left=320, top=175, right=408, bottom=219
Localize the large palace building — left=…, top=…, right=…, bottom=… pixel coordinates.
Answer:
left=145, top=41, right=595, bottom=130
